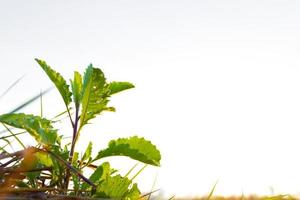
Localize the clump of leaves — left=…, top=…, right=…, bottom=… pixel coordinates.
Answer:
left=0, top=59, right=161, bottom=200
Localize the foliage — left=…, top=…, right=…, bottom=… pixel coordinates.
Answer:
left=0, top=113, right=57, bottom=145
left=0, top=59, right=161, bottom=200
left=35, top=59, right=72, bottom=107
left=95, top=136, right=161, bottom=166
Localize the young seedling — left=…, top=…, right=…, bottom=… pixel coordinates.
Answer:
left=0, top=59, right=161, bottom=200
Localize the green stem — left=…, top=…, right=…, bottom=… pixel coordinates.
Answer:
left=40, top=89, right=43, bottom=118
left=70, top=107, right=79, bottom=159
left=1, top=124, right=26, bottom=149
left=66, top=106, right=74, bottom=128
left=0, top=132, right=25, bottom=140
left=45, top=148, right=96, bottom=190
left=64, top=105, right=79, bottom=192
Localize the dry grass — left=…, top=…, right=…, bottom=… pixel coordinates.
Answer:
left=175, top=195, right=298, bottom=200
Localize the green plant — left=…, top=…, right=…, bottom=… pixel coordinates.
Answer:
left=0, top=59, right=161, bottom=199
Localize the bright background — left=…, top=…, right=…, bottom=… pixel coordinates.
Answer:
left=1, top=0, right=300, bottom=198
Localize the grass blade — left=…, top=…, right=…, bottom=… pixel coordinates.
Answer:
left=9, top=87, right=52, bottom=113
left=168, top=195, right=175, bottom=200
left=139, top=189, right=160, bottom=199
left=0, top=75, right=25, bottom=99
left=131, top=164, right=147, bottom=181
left=206, top=181, right=218, bottom=200
left=2, top=123, right=26, bottom=149
left=0, top=131, right=26, bottom=139
left=147, top=172, right=158, bottom=200
left=125, top=163, right=138, bottom=177
left=40, top=90, right=43, bottom=118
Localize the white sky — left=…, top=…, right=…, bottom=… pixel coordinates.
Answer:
left=1, top=0, right=300, bottom=198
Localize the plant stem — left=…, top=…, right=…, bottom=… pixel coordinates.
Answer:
left=2, top=123, right=26, bottom=149
left=0, top=167, right=52, bottom=173
left=0, top=187, right=61, bottom=194
left=64, top=106, right=79, bottom=192
left=66, top=106, right=75, bottom=128
left=0, top=147, right=39, bottom=160
left=45, top=148, right=96, bottom=190
left=0, top=157, right=20, bottom=168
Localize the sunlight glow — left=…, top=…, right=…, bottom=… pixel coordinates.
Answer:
left=1, top=0, right=300, bottom=197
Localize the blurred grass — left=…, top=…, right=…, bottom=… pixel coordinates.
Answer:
left=175, top=195, right=298, bottom=200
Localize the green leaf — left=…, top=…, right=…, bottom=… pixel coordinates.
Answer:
left=51, top=160, right=61, bottom=183
left=81, top=162, right=111, bottom=191
left=82, top=142, right=92, bottom=162
left=16, top=181, right=29, bottom=188
left=94, top=175, right=140, bottom=200
left=35, top=152, right=53, bottom=167
left=79, top=66, right=135, bottom=129
left=95, top=136, right=161, bottom=166
left=72, top=152, right=79, bottom=166
left=71, top=71, right=82, bottom=108
left=35, top=59, right=72, bottom=107
left=80, top=66, right=108, bottom=127
left=72, top=174, right=80, bottom=192
left=107, top=82, right=134, bottom=95
left=125, top=184, right=141, bottom=200
left=50, top=145, right=68, bottom=183
left=0, top=113, right=57, bottom=145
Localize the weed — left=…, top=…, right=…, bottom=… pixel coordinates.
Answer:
left=0, top=59, right=161, bottom=200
